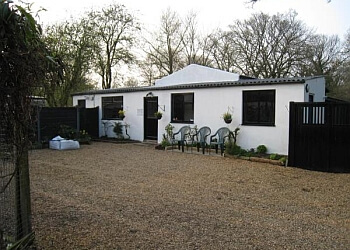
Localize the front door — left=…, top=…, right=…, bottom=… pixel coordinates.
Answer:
left=144, top=97, right=158, bottom=140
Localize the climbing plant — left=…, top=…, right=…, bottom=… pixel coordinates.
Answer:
left=0, top=0, right=62, bottom=244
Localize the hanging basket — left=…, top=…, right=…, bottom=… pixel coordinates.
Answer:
left=155, top=112, right=163, bottom=120
left=224, top=118, right=232, bottom=124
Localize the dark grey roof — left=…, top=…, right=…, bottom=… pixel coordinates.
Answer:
left=72, top=76, right=322, bottom=96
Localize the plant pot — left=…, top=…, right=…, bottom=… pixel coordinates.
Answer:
left=119, top=115, right=125, bottom=120
left=224, top=118, right=232, bottom=124
left=156, top=115, right=162, bottom=120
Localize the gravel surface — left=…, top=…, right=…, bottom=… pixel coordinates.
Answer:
left=29, top=142, right=350, bottom=249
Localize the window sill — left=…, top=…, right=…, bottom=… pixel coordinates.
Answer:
left=102, top=118, right=123, bottom=120
left=241, top=123, right=275, bottom=127
left=171, top=121, right=194, bottom=124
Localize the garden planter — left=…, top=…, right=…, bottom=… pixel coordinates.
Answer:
left=224, top=118, right=232, bottom=124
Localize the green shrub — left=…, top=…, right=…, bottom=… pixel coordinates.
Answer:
left=279, top=157, right=287, bottom=165
left=77, top=130, right=91, bottom=144
left=269, top=153, right=278, bottom=160
left=225, top=143, right=242, bottom=156
left=161, top=134, right=171, bottom=148
left=57, top=125, right=91, bottom=144
left=58, top=125, right=77, bottom=139
left=257, top=145, right=267, bottom=154
left=113, top=122, right=123, bottom=138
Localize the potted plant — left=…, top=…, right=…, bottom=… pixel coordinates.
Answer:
left=118, top=110, right=125, bottom=120
left=223, top=111, right=232, bottom=124
left=154, top=111, right=163, bottom=120
left=113, top=122, right=123, bottom=139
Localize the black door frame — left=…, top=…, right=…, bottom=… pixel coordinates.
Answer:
left=144, top=97, right=158, bottom=140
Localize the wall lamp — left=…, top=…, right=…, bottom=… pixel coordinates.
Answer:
left=146, top=92, right=154, bottom=97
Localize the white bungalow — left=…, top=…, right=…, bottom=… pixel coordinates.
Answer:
left=72, top=64, right=325, bottom=155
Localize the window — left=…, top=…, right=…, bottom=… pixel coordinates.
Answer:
left=77, top=99, right=86, bottom=108
left=102, top=96, right=123, bottom=119
left=171, top=93, right=194, bottom=123
left=309, top=94, right=314, bottom=102
left=243, top=90, right=275, bottom=126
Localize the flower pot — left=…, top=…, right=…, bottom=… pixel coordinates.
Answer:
left=224, top=118, right=232, bottom=124
left=119, top=115, right=125, bottom=120
left=154, top=112, right=163, bottom=120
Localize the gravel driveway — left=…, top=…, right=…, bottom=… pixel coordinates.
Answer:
left=29, top=142, right=350, bottom=249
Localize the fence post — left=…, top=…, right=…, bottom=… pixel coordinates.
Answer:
left=76, top=107, right=80, bottom=133
left=36, top=106, right=41, bottom=143
left=15, top=148, right=32, bottom=240
left=288, top=102, right=296, bottom=167
left=0, top=229, right=4, bottom=250
left=326, top=103, right=332, bottom=172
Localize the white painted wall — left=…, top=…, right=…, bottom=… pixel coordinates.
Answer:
left=73, top=77, right=325, bottom=155
left=304, top=77, right=326, bottom=102
left=156, top=83, right=305, bottom=155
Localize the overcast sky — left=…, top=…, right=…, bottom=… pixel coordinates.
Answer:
left=29, top=0, right=349, bottom=39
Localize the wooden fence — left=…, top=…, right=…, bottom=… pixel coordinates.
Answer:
left=33, top=107, right=99, bottom=143
left=288, top=102, right=350, bottom=173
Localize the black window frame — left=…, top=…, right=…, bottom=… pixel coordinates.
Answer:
left=102, top=96, right=124, bottom=120
left=242, top=90, right=276, bottom=126
left=77, top=99, right=86, bottom=108
left=171, top=93, right=194, bottom=124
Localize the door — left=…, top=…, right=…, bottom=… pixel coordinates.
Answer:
left=144, top=97, right=158, bottom=140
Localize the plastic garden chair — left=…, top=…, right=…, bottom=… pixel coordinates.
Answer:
left=191, top=126, right=211, bottom=154
left=210, top=127, right=231, bottom=155
left=171, top=126, right=191, bottom=152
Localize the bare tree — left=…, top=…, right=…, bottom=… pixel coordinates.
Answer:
left=331, top=30, right=350, bottom=101
left=227, top=11, right=311, bottom=78
left=144, top=8, right=186, bottom=79
left=299, top=34, right=341, bottom=77
left=182, top=12, right=212, bottom=66
left=138, top=55, right=159, bottom=86
left=209, top=29, right=237, bottom=72
left=87, top=3, right=140, bottom=89
left=143, top=9, right=214, bottom=84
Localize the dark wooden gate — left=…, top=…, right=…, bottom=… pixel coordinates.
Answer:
left=288, top=102, right=350, bottom=172
left=79, top=107, right=99, bottom=138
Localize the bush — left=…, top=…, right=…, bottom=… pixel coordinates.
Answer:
left=113, top=122, right=123, bottom=138
left=269, top=153, right=278, bottom=160
left=160, top=134, right=171, bottom=148
left=77, top=130, right=91, bottom=144
left=57, top=125, right=91, bottom=144
left=58, top=125, right=77, bottom=140
left=257, top=145, right=267, bottom=154
left=279, top=157, right=287, bottom=165
left=225, top=143, right=241, bottom=156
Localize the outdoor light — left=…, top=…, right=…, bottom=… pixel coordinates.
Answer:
left=146, top=92, right=154, bottom=97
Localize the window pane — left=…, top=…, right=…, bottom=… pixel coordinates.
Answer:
left=102, top=96, right=123, bottom=119
left=243, top=90, right=275, bottom=125
left=245, top=101, right=259, bottom=123
left=147, top=100, right=158, bottom=118
left=259, top=101, right=274, bottom=123
left=171, top=93, right=194, bottom=123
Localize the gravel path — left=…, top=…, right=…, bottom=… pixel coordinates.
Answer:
left=29, top=142, right=350, bottom=249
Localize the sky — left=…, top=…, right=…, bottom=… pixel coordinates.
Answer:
left=28, top=0, right=350, bottom=39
